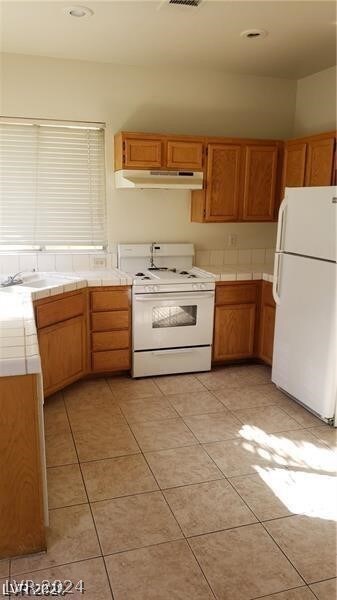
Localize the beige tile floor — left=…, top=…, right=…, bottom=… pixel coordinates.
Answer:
left=3, top=364, right=337, bottom=600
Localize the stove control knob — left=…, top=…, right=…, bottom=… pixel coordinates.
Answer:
left=200, top=283, right=206, bottom=290
left=146, top=285, right=154, bottom=292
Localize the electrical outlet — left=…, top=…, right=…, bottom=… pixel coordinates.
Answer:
left=93, top=256, right=107, bottom=269
left=228, top=234, right=238, bottom=248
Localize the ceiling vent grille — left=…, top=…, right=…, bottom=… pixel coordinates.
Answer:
left=168, top=0, right=201, bottom=6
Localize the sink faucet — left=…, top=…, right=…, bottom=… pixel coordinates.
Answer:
left=1, top=270, right=36, bottom=287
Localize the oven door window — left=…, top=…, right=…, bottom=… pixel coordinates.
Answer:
left=152, top=305, right=197, bottom=328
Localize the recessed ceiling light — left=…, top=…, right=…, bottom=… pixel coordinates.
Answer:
left=240, top=29, right=268, bottom=40
left=64, top=5, right=94, bottom=18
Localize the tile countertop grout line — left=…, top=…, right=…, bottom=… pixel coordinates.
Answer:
left=61, top=389, right=116, bottom=600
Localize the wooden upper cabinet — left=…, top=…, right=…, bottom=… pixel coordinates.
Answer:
left=123, top=137, right=163, bottom=169
left=282, top=142, right=307, bottom=188
left=305, top=137, right=335, bottom=186
left=166, top=140, right=203, bottom=170
left=282, top=132, right=336, bottom=192
left=242, top=145, right=278, bottom=221
left=205, top=144, right=241, bottom=221
left=115, top=132, right=204, bottom=171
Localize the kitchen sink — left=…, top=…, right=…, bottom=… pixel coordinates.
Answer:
left=1, top=275, right=75, bottom=291
left=23, top=277, right=71, bottom=288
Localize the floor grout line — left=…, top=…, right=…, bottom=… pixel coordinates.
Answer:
left=40, top=370, right=336, bottom=599
left=139, top=447, right=218, bottom=599
left=63, top=384, right=116, bottom=600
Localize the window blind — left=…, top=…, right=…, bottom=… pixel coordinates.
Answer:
left=0, top=121, right=106, bottom=248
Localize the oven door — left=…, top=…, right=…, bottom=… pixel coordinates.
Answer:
left=133, top=291, right=215, bottom=351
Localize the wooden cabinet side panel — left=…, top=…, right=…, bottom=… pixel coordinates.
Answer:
left=258, top=281, right=276, bottom=365
left=0, top=375, right=45, bottom=558
left=205, top=144, right=241, bottom=221
left=259, top=304, right=276, bottom=365
left=213, top=304, right=256, bottom=361
left=242, top=145, right=278, bottom=221
left=190, top=190, right=206, bottom=222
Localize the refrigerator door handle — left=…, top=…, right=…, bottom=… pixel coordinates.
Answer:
left=273, top=253, right=282, bottom=305
left=276, top=199, right=287, bottom=252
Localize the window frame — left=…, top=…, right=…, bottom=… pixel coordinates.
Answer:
left=0, top=116, right=108, bottom=252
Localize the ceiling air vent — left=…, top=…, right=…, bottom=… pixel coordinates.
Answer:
left=168, top=0, right=201, bottom=6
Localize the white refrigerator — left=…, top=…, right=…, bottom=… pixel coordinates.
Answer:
left=272, top=186, right=337, bottom=425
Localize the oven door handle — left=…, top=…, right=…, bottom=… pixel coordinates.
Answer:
left=135, top=293, right=214, bottom=302
left=152, top=348, right=200, bottom=356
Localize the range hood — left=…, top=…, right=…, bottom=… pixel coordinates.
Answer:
left=115, top=169, right=203, bottom=190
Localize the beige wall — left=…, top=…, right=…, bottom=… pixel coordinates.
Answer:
left=1, top=53, right=299, bottom=251
left=294, top=66, right=337, bottom=137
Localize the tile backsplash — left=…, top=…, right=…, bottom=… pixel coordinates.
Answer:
left=0, top=247, right=275, bottom=276
left=195, top=248, right=275, bottom=267
left=0, top=252, right=118, bottom=275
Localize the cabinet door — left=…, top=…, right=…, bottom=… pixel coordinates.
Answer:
left=259, top=304, right=276, bottom=365
left=282, top=142, right=307, bottom=189
left=305, top=137, right=335, bottom=186
left=123, top=137, right=163, bottom=168
left=166, top=140, right=203, bottom=170
left=205, top=144, right=241, bottom=221
left=39, top=316, right=86, bottom=396
left=242, top=145, right=278, bottom=221
left=213, top=304, right=256, bottom=361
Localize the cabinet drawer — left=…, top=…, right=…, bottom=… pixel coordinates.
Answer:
left=92, top=330, right=129, bottom=352
left=92, top=349, right=130, bottom=372
left=216, top=283, right=259, bottom=306
left=91, top=310, right=129, bottom=332
left=36, top=292, right=85, bottom=329
left=90, top=289, right=130, bottom=311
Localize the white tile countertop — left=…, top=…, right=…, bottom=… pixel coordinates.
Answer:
left=0, top=265, right=273, bottom=378
left=0, top=269, right=132, bottom=377
left=202, top=263, right=274, bottom=282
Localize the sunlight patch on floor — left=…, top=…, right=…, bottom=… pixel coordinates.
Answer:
left=239, top=425, right=337, bottom=473
left=255, top=466, right=337, bottom=521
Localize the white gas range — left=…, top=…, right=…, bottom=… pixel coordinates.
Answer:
left=118, top=243, right=215, bottom=377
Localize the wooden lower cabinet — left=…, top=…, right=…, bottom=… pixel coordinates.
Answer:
left=38, top=315, right=86, bottom=396
left=213, top=280, right=276, bottom=365
left=259, top=281, right=276, bottom=365
left=213, top=303, right=256, bottom=361
left=0, top=374, right=46, bottom=558
left=35, top=290, right=87, bottom=397
left=90, top=286, right=131, bottom=373
left=213, top=282, right=259, bottom=362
